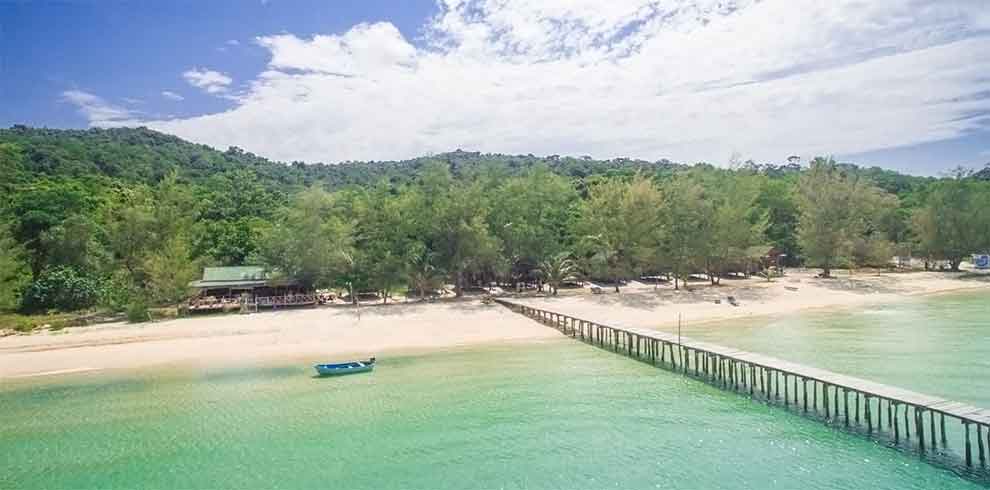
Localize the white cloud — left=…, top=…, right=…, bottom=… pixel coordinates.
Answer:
left=161, top=90, right=185, bottom=101
left=226, top=39, right=240, bottom=46
left=61, top=90, right=140, bottom=126
left=80, top=1, right=990, bottom=167
left=182, top=68, right=233, bottom=94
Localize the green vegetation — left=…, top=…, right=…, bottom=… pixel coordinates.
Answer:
left=1, top=125, right=989, bottom=329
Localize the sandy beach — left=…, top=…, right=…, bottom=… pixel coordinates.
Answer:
left=2, top=270, right=987, bottom=379
left=513, top=269, right=990, bottom=331
left=0, top=301, right=561, bottom=379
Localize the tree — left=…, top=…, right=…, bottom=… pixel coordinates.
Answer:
left=575, top=175, right=663, bottom=292
left=701, top=174, right=768, bottom=284
left=850, top=186, right=900, bottom=269
left=143, top=236, right=200, bottom=307
left=0, top=224, right=29, bottom=311
left=346, top=183, right=425, bottom=303
left=193, top=169, right=284, bottom=265
left=256, top=188, right=354, bottom=289
left=0, top=143, right=26, bottom=195
left=104, top=187, right=157, bottom=278
left=911, top=175, right=990, bottom=270
left=9, top=179, right=101, bottom=279
left=39, top=214, right=108, bottom=275
left=796, top=157, right=889, bottom=277
left=408, top=253, right=443, bottom=301
left=755, top=178, right=800, bottom=265
left=416, top=164, right=501, bottom=296
left=660, top=176, right=709, bottom=289
left=193, top=218, right=266, bottom=266
left=489, top=166, right=577, bottom=287
left=534, top=252, right=578, bottom=295
left=153, top=170, right=197, bottom=244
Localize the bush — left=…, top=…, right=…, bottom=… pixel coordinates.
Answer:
left=99, top=269, right=136, bottom=312
left=19, top=266, right=102, bottom=313
left=126, top=300, right=151, bottom=323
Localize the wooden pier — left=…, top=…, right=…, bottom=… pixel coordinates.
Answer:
left=497, top=299, right=990, bottom=472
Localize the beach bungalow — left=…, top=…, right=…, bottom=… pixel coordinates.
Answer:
left=187, top=266, right=316, bottom=312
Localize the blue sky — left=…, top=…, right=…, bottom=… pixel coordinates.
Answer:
left=2, top=0, right=434, bottom=128
left=2, top=0, right=989, bottom=175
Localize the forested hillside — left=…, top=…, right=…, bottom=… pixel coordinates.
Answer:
left=1, top=126, right=988, bottom=321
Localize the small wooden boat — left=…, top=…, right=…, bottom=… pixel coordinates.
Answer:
left=314, top=357, right=376, bottom=376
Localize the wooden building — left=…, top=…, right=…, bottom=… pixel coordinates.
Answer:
left=187, top=266, right=316, bottom=312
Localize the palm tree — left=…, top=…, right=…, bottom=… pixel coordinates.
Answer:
left=534, top=252, right=578, bottom=296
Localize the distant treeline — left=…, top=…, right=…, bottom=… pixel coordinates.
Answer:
left=1, top=126, right=988, bottom=314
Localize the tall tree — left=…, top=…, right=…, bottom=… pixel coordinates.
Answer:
left=143, top=236, right=200, bottom=307
left=796, top=157, right=888, bottom=277
left=911, top=173, right=990, bottom=270
left=417, top=164, right=501, bottom=296
left=850, top=186, right=900, bottom=268
left=704, top=174, right=768, bottom=284
left=489, top=165, right=577, bottom=286
left=575, top=175, right=663, bottom=292
left=104, top=187, right=157, bottom=278
left=9, top=178, right=101, bottom=279
left=256, top=188, right=354, bottom=289
left=755, top=177, right=800, bottom=265
left=660, top=176, right=709, bottom=289
left=348, top=183, right=425, bottom=302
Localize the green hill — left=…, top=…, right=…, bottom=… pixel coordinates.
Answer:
left=2, top=125, right=984, bottom=323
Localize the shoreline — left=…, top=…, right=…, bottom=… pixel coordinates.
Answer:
left=671, top=280, right=990, bottom=331
left=0, top=301, right=563, bottom=379
left=1, top=270, right=988, bottom=380
left=0, top=337, right=569, bottom=390
left=509, top=269, right=990, bottom=333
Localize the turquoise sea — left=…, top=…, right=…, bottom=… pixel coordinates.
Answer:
left=680, top=290, right=990, bottom=408
left=2, top=291, right=988, bottom=489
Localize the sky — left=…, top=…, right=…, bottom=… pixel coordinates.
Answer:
left=2, top=0, right=989, bottom=176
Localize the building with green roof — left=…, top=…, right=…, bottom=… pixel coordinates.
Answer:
left=187, top=266, right=315, bottom=311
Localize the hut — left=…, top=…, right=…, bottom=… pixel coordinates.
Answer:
left=187, top=266, right=315, bottom=311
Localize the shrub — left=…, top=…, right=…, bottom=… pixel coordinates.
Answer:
left=99, top=269, right=136, bottom=312
left=19, top=266, right=102, bottom=313
left=126, top=300, right=151, bottom=323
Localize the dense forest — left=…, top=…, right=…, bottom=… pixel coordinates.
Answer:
left=2, top=126, right=989, bottom=323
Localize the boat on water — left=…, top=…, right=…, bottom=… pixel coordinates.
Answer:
left=314, top=357, right=376, bottom=376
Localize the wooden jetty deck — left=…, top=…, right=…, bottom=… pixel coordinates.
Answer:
left=497, top=299, right=990, bottom=471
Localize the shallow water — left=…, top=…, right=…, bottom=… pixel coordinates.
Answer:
left=1, top=339, right=984, bottom=489
left=678, top=290, right=990, bottom=407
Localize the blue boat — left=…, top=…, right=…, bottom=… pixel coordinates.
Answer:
left=314, top=357, right=376, bottom=376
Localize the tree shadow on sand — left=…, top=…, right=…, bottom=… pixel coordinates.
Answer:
left=535, top=284, right=777, bottom=311
left=804, top=275, right=907, bottom=295
left=333, top=297, right=498, bottom=318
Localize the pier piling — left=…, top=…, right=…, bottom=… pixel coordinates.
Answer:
left=499, top=300, right=990, bottom=474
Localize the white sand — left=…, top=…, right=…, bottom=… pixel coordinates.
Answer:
left=2, top=270, right=987, bottom=379
left=513, top=269, right=990, bottom=331
left=0, top=301, right=560, bottom=378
